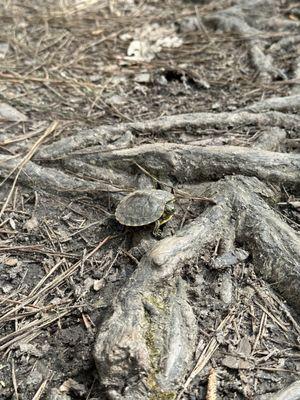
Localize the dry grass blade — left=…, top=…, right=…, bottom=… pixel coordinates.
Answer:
left=0, top=311, right=70, bottom=351
left=0, top=236, right=111, bottom=324
left=31, top=372, right=54, bottom=400
left=254, top=301, right=289, bottom=332
left=176, top=312, right=235, bottom=400
left=0, top=120, right=59, bottom=220
left=206, top=368, right=217, bottom=400
left=252, top=311, right=267, bottom=354
left=11, top=359, right=19, bottom=400
left=28, top=259, right=64, bottom=297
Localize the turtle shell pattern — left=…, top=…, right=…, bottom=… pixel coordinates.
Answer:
left=115, top=189, right=175, bottom=227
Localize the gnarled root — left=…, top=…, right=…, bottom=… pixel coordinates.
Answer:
left=94, top=176, right=300, bottom=398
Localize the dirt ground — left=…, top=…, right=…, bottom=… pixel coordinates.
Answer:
left=0, top=1, right=300, bottom=399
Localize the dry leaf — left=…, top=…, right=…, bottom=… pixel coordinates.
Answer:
left=24, top=216, right=39, bottom=231
left=59, top=378, right=86, bottom=396
left=4, top=258, right=18, bottom=266
left=93, top=279, right=103, bottom=291
left=9, top=218, right=16, bottom=230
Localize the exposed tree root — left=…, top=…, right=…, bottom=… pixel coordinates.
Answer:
left=94, top=176, right=300, bottom=399
left=35, top=111, right=300, bottom=160
left=0, top=155, right=127, bottom=195
left=2, top=143, right=299, bottom=195
left=0, top=100, right=298, bottom=400
left=251, top=127, right=286, bottom=151
left=94, top=189, right=234, bottom=399
left=203, top=0, right=282, bottom=81
left=242, top=95, right=300, bottom=113
left=90, top=143, right=300, bottom=187
left=269, top=380, right=300, bottom=400
left=292, top=56, right=300, bottom=95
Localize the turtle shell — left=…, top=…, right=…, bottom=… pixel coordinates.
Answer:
left=115, top=189, right=174, bottom=227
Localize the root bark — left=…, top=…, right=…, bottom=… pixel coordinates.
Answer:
left=94, top=176, right=300, bottom=398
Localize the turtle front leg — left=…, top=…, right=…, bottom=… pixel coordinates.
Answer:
left=153, top=220, right=162, bottom=238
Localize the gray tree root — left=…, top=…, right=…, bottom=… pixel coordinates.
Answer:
left=242, top=95, right=300, bottom=113
left=266, top=16, right=300, bottom=31
left=35, top=111, right=300, bottom=160
left=88, top=143, right=300, bottom=187
left=1, top=143, right=299, bottom=196
left=0, top=155, right=126, bottom=195
left=269, top=36, right=300, bottom=54
left=292, top=56, right=300, bottom=95
left=267, top=380, right=300, bottom=400
left=94, top=176, right=300, bottom=399
left=94, top=196, right=234, bottom=399
left=203, top=0, right=281, bottom=81
left=63, top=158, right=135, bottom=189
left=251, top=128, right=287, bottom=151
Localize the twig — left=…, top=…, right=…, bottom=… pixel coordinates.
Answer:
left=134, top=162, right=216, bottom=204
left=252, top=311, right=267, bottom=353
left=31, top=373, right=54, bottom=400
left=0, top=121, right=59, bottom=220
left=0, top=72, right=98, bottom=89
left=176, top=311, right=234, bottom=399
left=254, top=301, right=289, bottom=332
left=206, top=368, right=217, bottom=400
left=11, top=359, right=19, bottom=400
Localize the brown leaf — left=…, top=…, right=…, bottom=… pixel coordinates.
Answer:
left=24, top=216, right=39, bottom=231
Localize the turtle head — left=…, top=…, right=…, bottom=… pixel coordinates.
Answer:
left=164, top=199, right=175, bottom=215
left=159, top=199, right=175, bottom=227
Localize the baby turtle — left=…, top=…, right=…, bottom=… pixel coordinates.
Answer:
left=115, top=189, right=175, bottom=236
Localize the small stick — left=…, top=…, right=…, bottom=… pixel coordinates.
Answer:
left=176, top=311, right=234, bottom=399
left=134, top=162, right=216, bottom=204
left=31, top=373, right=54, bottom=400
left=206, top=368, right=217, bottom=400
left=11, top=359, right=19, bottom=400
left=0, top=121, right=59, bottom=220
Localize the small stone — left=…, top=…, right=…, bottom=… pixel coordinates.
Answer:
left=2, top=283, right=13, bottom=293
left=9, top=218, right=16, bottom=230
left=134, top=73, right=151, bottom=83
left=26, top=369, right=43, bottom=386
left=106, top=95, right=127, bottom=106
left=19, top=343, right=43, bottom=358
left=156, top=75, right=168, bottom=85
left=219, top=273, right=233, bottom=304
left=212, top=102, right=221, bottom=110
left=237, top=337, right=252, bottom=357
left=93, top=279, right=103, bottom=291
left=59, top=378, right=86, bottom=396
left=0, top=43, right=9, bottom=59
left=0, top=102, right=27, bottom=122
left=48, top=388, right=72, bottom=400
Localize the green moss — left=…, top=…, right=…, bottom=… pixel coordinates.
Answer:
left=142, top=292, right=176, bottom=399
left=143, top=294, right=167, bottom=311
left=147, top=370, right=176, bottom=400
left=145, top=322, right=160, bottom=362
